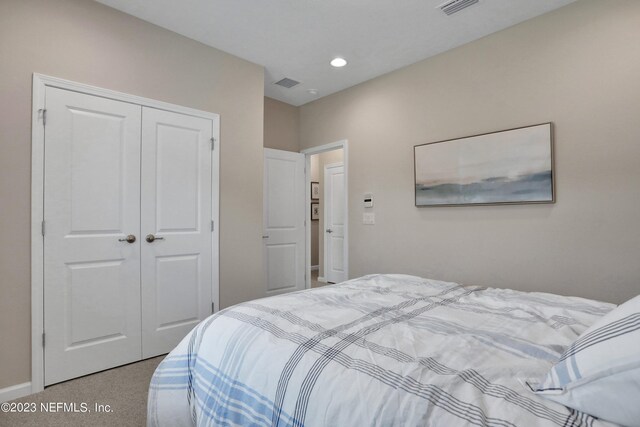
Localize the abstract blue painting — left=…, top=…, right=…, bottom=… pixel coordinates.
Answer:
left=414, top=123, right=554, bottom=206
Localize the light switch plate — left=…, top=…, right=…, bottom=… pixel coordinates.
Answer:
left=363, top=213, right=375, bottom=225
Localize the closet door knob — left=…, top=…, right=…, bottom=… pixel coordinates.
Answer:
left=146, top=234, right=164, bottom=243
left=118, top=234, right=136, bottom=244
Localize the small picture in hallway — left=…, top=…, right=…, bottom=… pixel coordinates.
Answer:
left=414, top=123, right=554, bottom=207
left=311, top=203, right=320, bottom=220
left=311, top=181, right=320, bottom=200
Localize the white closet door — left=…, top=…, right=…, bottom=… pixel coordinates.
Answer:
left=44, top=87, right=142, bottom=385
left=140, top=107, right=213, bottom=358
left=324, top=163, right=346, bottom=284
left=263, top=149, right=306, bottom=295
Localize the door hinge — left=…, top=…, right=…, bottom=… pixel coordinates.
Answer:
left=211, top=302, right=215, bottom=313
left=41, top=220, right=46, bottom=237
left=39, top=108, right=47, bottom=126
left=42, top=332, right=46, bottom=347
left=210, top=137, right=215, bottom=151
left=211, top=220, right=215, bottom=232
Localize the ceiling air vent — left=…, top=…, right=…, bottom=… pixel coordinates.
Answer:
left=274, top=78, right=300, bottom=89
left=437, top=0, right=479, bottom=15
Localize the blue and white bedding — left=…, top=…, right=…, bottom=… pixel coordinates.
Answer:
left=148, top=274, right=618, bottom=427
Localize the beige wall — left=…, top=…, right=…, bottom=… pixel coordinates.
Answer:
left=300, top=0, right=640, bottom=303
left=264, top=97, right=299, bottom=152
left=0, top=0, right=264, bottom=389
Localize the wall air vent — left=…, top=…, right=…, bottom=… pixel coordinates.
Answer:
left=437, top=0, right=479, bottom=15
left=274, top=78, right=300, bottom=88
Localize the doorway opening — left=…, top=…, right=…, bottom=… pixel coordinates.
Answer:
left=302, top=140, right=348, bottom=289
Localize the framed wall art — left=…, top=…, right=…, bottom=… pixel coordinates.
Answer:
left=414, top=123, right=554, bottom=207
left=311, top=182, right=320, bottom=200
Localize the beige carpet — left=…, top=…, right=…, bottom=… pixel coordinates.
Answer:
left=0, top=356, right=164, bottom=427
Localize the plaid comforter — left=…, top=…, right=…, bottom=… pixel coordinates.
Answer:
left=147, top=274, right=617, bottom=427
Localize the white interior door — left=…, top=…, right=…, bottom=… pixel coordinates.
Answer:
left=324, top=163, right=346, bottom=283
left=140, top=107, right=213, bottom=358
left=44, top=87, right=142, bottom=385
left=263, top=149, right=305, bottom=295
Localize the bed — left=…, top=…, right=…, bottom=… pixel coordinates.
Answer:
left=147, top=274, right=622, bottom=427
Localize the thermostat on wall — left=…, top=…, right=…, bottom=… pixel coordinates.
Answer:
left=364, top=193, right=373, bottom=208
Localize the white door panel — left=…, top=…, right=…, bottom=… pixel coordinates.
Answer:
left=325, top=163, right=346, bottom=284
left=264, top=149, right=305, bottom=295
left=43, top=85, right=218, bottom=384
left=331, top=237, right=345, bottom=271
left=44, top=87, right=142, bottom=385
left=141, top=107, right=213, bottom=358
left=266, top=244, right=297, bottom=291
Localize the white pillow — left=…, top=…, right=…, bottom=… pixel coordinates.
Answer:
left=532, top=294, right=640, bottom=427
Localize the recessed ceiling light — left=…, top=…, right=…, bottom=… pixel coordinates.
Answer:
left=330, top=57, right=347, bottom=68
left=307, top=89, right=319, bottom=96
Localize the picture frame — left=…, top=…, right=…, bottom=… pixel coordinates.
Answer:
left=311, top=181, right=320, bottom=200
left=414, top=123, right=554, bottom=207
left=311, top=203, right=320, bottom=220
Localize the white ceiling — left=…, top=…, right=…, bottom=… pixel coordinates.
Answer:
left=95, top=0, right=577, bottom=106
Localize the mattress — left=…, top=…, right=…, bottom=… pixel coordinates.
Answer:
left=147, top=274, right=617, bottom=427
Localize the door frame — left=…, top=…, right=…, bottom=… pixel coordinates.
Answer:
left=30, top=74, right=220, bottom=393
left=300, top=140, right=349, bottom=290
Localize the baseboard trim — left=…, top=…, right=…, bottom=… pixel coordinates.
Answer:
left=0, top=382, right=32, bottom=403
left=311, top=265, right=319, bottom=271
left=317, top=276, right=327, bottom=283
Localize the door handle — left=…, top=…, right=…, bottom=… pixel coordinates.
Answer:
left=262, top=235, right=269, bottom=239
left=118, top=234, right=136, bottom=243
left=146, top=234, right=165, bottom=243
left=326, top=229, right=333, bottom=233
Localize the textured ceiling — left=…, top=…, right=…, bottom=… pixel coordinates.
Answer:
left=95, top=0, right=577, bottom=106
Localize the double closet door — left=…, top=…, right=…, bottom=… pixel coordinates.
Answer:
left=43, top=87, right=215, bottom=385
